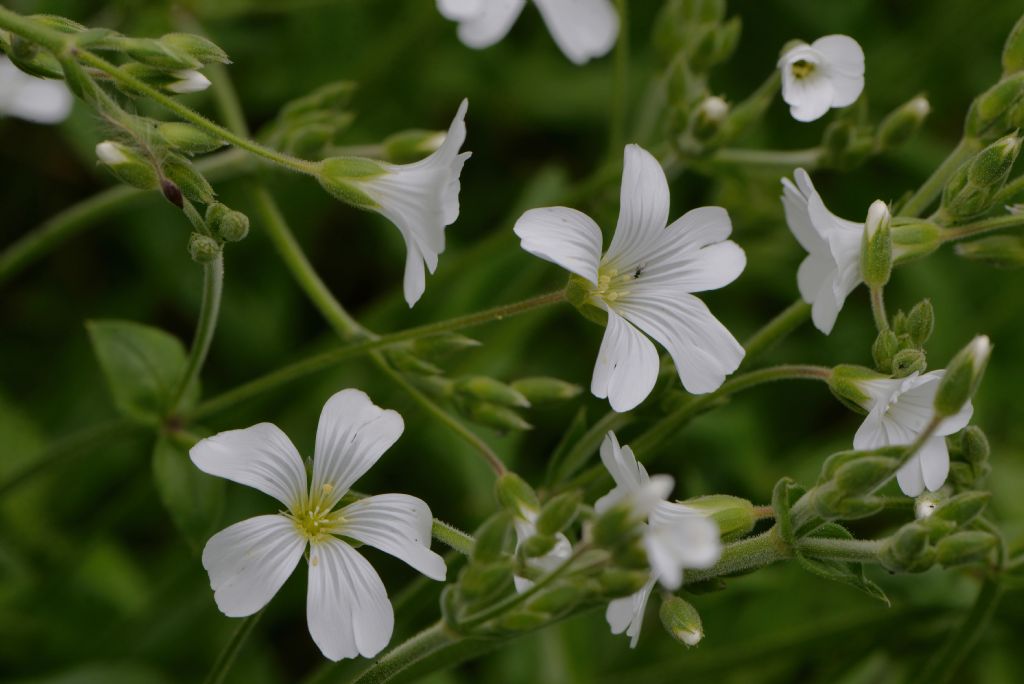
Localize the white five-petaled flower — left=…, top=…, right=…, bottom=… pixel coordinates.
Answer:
left=515, top=144, right=746, bottom=412
left=595, top=432, right=721, bottom=647
left=0, top=57, right=73, bottom=124
left=852, top=370, right=974, bottom=497
left=781, top=168, right=864, bottom=335
left=190, top=389, right=446, bottom=661
left=436, top=0, right=619, bottom=65
left=778, top=35, right=864, bottom=122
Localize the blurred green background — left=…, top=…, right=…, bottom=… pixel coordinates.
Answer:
left=2, top=0, right=1023, bottom=682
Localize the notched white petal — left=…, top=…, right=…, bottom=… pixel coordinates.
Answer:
left=514, top=206, right=603, bottom=283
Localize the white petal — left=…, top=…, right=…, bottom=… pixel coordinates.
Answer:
left=437, top=0, right=483, bottom=21
left=896, top=455, right=926, bottom=497
left=0, top=58, right=73, bottom=124
left=853, top=406, right=889, bottom=451
left=605, top=145, right=670, bottom=268
left=336, top=494, right=446, bottom=581
left=614, top=292, right=744, bottom=395
left=533, top=0, right=619, bottom=65
left=919, top=436, right=951, bottom=492
left=781, top=171, right=828, bottom=255
left=797, top=253, right=833, bottom=307
left=810, top=278, right=845, bottom=334
left=645, top=502, right=721, bottom=590
left=594, top=431, right=649, bottom=513
left=307, top=537, right=393, bottom=661
left=787, top=75, right=835, bottom=122
left=812, top=34, right=865, bottom=107
left=514, top=206, right=604, bottom=283
left=452, top=0, right=526, bottom=48
left=513, top=521, right=572, bottom=593
left=605, top=576, right=656, bottom=648
left=190, top=423, right=307, bottom=509
left=590, top=308, right=660, bottom=412
left=202, top=514, right=305, bottom=617
left=312, top=389, right=405, bottom=509
left=402, top=240, right=428, bottom=308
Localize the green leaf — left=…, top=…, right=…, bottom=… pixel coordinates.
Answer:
left=87, top=320, right=198, bottom=421
left=152, top=436, right=223, bottom=551
left=796, top=523, right=890, bottom=605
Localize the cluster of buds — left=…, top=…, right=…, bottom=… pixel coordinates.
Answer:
left=871, top=299, right=934, bottom=376
left=941, top=133, right=1022, bottom=221
left=258, top=81, right=356, bottom=158
left=881, top=490, right=996, bottom=572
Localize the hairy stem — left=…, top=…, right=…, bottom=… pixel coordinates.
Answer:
left=711, top=147, right=824, bottom=168
left=941, top=212, right=1024, bottom=241
left=869, top=285, right=889, bottom=332
left=900, top=137, right=981, bottom=218
left=797, top=537, right=884, bottom=564
left=170, top=254, right=224, bottom=414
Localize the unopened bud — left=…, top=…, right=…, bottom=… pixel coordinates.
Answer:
left=206, top=203, right=249, bottom=242
left=162, top=155, right=215, bottom=204
left=660, top=595, right=703, bottom=647
left=527, top=584, right=585, bottom=614
left=459, top=561, right=514, bottom=600
left=834, top=457, right=899, bottom=496
left=693, top=95, right=729, bottom=140
left=385, top=346, right=441, bottom=375
left=472, top=513, right=512, bottom=562
left=880, top=523, right=930, bottom=572
left=936, top=531, right=997, bottom=567
left=469, top=401, right=531, bottom=432
left=157, top=122, right=225, bottom=155
left=95, top=141, right=158, bottom=190
left=160, top=33, right=230, bottom=66
left=861, top=200, right=893, bottom=287
left=965, top=73, right=1024, bottom=141
left=456, top=376, right=530, bottom=408
left=598, top=568, right=650, bottom=597
left=892, top=218, right=943, bottom=263
left=679, top=495, right=755, bottom=541
left=930, top=491, right=990, bottom=527
left=536, top=491, right=581, bottom=536
left=960, top=426, right=990, bottom=468
left=509, top=377, right=582, bottom=404
left=906, top=299, right=935, bottom=347
left=522, top=534, right=557, bottom=558
left=943, top=134, right=1022, bottom=220
left=123, top=37, right=200, bottom=70
left=495, top=473, right=539, bottom=518
left=167, top=68, right=211, bottom=94
left=876, top=95, right=931, bottom=149
left=872, top=330, right=899, bottom=373
left=934, top=335, right=991, bottom=417
left=891, top=348, right=927, bottom=378
left=382, top=129, right=446, bottom=163
left=497, top=610, right=550, bottom=632
left=188, top=232, right=220, bottom=263
left=827, top=364, right=883, bottom=413
left=1003, top=13, right=1024, bottom=75
left=955, top=234, right=1024, bottom=268
left=411, top=333, right=481, bottom=362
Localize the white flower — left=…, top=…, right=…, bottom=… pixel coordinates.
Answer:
left=0, top=57, right=72, bottom=124
left=95, top=141, right=129, bottom=165
left=778, top=35, right=864, bottom=122
left=852, top=370, right=974, bottom=497
left=781, top=168, right=864, bottom=334
left=511, top=510, right=573, bottom=593
left=190, top=389, right=446, bottom=661
left=167, top=69, right=211, bottom=94
left=595, top=432, right=721, bottom=647
left=437, top=0, right=619, bottom=65
left=348, top=99, right=470, bottom=307
left=515, top=144, right=746, bottom=412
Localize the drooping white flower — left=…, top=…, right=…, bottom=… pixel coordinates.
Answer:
left=515, top=144, right=746, bottom=412
left=190, top=389, right=446, bottom=661
left=781, top=168, right=864, bottom=334
left=777, top=35, right=864, bottom=122
left=852, top=370, right=974, bottom=497
left=167, top=69, right=211, bottom=94
left=320, top=100, right=470, bottom=307
left=436, top=0, right=619, bottom=65
left=0, top=57, right=72, bottom=124
left=595, top=432, right=721, bottom=647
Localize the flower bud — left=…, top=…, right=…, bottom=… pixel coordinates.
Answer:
left=872, top=330, right=899, bottom=373
left=411, top=333, right=481, bottom=362
left=960, top=426, right=991, bottom=468
left=381, top=128, right=446, bottom=163
left=876, top=95, right=930, bottom=150
left=965, top=73, right=1024, bottom=141
left=497, top=610, right=550, bottom=632
left=459, top=561, right=514, bottom=600
left=954, top=234, right=1024, bottom=268
left=162, top=154, right=215, bottom=204
left=891, top=218, right=943, bottom=263
left=880, top=523, right=930, bottom=572
left=527, top=584, right=585, bottom=614
left=188, top=232, right=221, bottom=263
left=167, top=69, right=211, bottom=94
left=495, top=473, right=539, bottom=518
left=679, top=495, right=755, bottom=541
left=455, top=376, right=531, bottom=408
left=834, top=457, right=900, bottom=496
left=95, top=141, right=159, bottom=190
left=384, top=346, right=442, bottom=375
left=934, top=335, right=991, bottom=417
left=159, top=33, right=230, bottom=66
left=827, top=364, right=883, bottom=413
left=598, top=568, right=650, bottom=597
left=861, top=200, right=893, bottom=288
left=522, top=534, right=558, bottom=558
left=891, top=348, right=927, bottom=378
left=509, top=377, right=582, bottom=404
left=472, top=513, right=512, bottom=562
left=660, top=595, right=704, bottom=647
left=536, top=491, right=581, bottom=537
left=1003, top=13, right=1024, bottom=75
left=936, top=531, right=997, bottom=567
left=316, top=157, right=385, bottom=209
left=905, top=299, right=935, bottom=347
left=932, top=491, right=990, bottom=526
left=942, top=134, right=1022, bottom=220
left=123, top=37, right=200, bottom=70
left=206, top=203, right=249, bottom=242
left=157, top=122, right=225, bottom=155
left=692, top=95, right=729, bottom=140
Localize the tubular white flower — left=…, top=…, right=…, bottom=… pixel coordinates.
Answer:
left=167, top=69, right=212, bottom=94
left=436, top=0, right=619, bottom=65
left=781, top=168, right=865, bottom=334
left=852, top=370, right=974, bottom=497
left=350, top=99, right=470, bottom=307
left=778, top=35, right=864, bottom=122
left=595, top=432, right=722, bottom=647
left=515, top=144, right=746, bottom=412
left=190, top=389, right=446, bottom=661
left=0, top=57, right=72, bottom=124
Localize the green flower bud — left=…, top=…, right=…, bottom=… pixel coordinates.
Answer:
left=536, top=491, right=581, bottom=537
left=593, top=507, right=635, bottom=550
left=936, top=531, right=997, bottom=567
left=660, top=595, right=704, bottom=647
left=384, top=346, right=442, bottom=375
left=382, top=129, right=446, bottom=163
left=455, top=376, right=530, bottom=408
left=872, top=330, right=899, bottom=373
left=709, top=72, right=779, bottom=147
left=834, top=457, right=900, bottom=496
left=942, top=134, right=1022, bottom=220
left=188, top=232, right=221, bottom=263
left=934, top=335, right=991, bottom=417
left=410, top=374, right=456, bottom=400
left=459, top=561, right=514, bottom=600
left=162, top=154, right=215, bottom=204
left=527, top=585, right=585, bottom=614
left=94, top=141, right=159, bottom=190
left=954, top=234, right=1024, bottom=268
left=932, top=491, right=990, bottom=526
left=891, top=348, right=928, bottom=378
left=157, top=122, right=225, bottom=155
left=598, top=569, right=650, bottom=598
left=411, top=333, right=481, bottom=362
left=1004, top=13, right=1024, bottom=75
left=205, top=203, right=249, bottom=242
left=965, top=73, right=1024, bottom=141
left=497, top=610, right=550, bottom=632
left=960, top=426, right=991, bottom=468
left=316, top=157, right=384, bottom=209
left=861, top=200, right=893, bottom=288
left=892, top=218, right=943, bottom=263
left=831, top=496, right=886, bottom=519
left=679, top=495, right=754, bottom=541
left=495, top=473, right=539, bottom=517
left=876, top=95, right=931, bottom=150
left=509, top=377, right=582, bottom=404
left=472, top=512, right=512, bottom=562
left=159, top=33, right=230, bottom=66
left=123, top=37, right=200, bottom=70
left=522, top=534, right=558, bottom=558
left=467, top=401, right=532, bottom=432
left=692, top=95, right=730, bottom=141
left=880, top=523, right=930, bottom=572
left=828, top=364, right=884, bottom=413
left=906, top=299, right=935, bottom=347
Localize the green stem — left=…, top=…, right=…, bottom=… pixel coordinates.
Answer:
left=797, top=537, right=883, bottom=564
left=739, top=299, right=811, bottom=369
left=869, top=285, right=889, bottom=332
left=940, top=212, right=1024, bottom=241
left=203, top=611, right=262, bottom=684
left=683, top=528, right=790, bottom=583
left=170, top=253, right=224, bottom=414
left=430, top=519, right=475, bottom=556
left=710, top=147, right=824, bottom=168
left=349, top=622, right=458, bottom=684
left=900, top=137, right=981, bottom=218
left=912, top=578, right=1003, bottom=684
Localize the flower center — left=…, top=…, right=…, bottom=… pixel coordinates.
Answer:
left=790, top=59, right=816, bottom=79
left=290, top=484, right=342, bottom=542
left=591, top=265, right=643, bottom=304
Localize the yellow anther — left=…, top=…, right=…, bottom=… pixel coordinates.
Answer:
left=791, top=60, right=815, bottom=79
left=322, top=483, right=334, bottom=494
